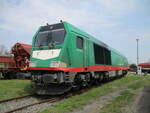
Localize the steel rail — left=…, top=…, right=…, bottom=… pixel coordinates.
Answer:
left=0, top=95, right=33, bottom=104
left=4, top=97, right=61, bottom=113
left=3, top=88, right=91, bottom=113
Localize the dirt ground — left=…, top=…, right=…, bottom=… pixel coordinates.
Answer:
left=135, top=85, right=150, bottom=113
left=70, top=84, right=150, bottom=113
left=71, top=87, right=122, bottom=113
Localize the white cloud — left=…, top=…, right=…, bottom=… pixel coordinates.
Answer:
left=0, top=0, right=140, bottom=33
left=95, top=0, right=139, bottom=16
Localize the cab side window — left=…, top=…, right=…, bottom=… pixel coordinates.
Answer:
left=76, top=36, right=83, bottom=49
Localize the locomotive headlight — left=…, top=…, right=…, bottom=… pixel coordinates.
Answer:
left=50, top=61, right=67, bottom=67
left=50, top=61, right=60, bottom=67
left=29, top=61, right=36, bottom=67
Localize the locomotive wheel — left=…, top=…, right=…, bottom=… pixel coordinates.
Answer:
left=3, top=73, right=11, bottom=79
left=103, top=74, right=109, bottom=81
left=72, top=74, right=82, bottom=91
left=72, top=84, right=81, bottom=91
left=84, top=73, right=93, bottom=88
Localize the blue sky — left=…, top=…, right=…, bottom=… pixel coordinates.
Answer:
left=0, top=0, right=150, bottom=64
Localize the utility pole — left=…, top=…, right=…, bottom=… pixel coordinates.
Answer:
left=136, top=39, right=139, bottom=74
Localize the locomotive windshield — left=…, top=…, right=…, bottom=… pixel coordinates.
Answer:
left=34, top=23, right=66, bottom=47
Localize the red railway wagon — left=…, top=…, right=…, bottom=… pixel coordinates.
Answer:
left=0, top=55, right=16, bottom=78
left=138, top=62, right=150, bottom=74
left=0, top=43, right=32, bottom=79
left=0, top=55, right=15, bottom=70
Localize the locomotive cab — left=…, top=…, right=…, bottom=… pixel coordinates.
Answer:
left=29, top=22, right=73, bottom=95
left=30, top=23, right=67, bottom=67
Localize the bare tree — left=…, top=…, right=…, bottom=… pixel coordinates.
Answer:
left=0, top=45, right=5, bottom=55
left=0, top=45, right=11, bottom=56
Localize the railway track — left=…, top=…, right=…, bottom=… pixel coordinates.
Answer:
left=0, top=95, right=33, bottom=104
left=4, top=97, right=61, bottom=113
left=0, top=88, right=90, bottom=113
left=0, top=94, right=61, bottom=113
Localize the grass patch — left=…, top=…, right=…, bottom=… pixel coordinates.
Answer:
left=41, top=85, right=112, bottom=113
left=101, top=90, right=134, bottom=113
left=41, top=75, right=146, bottom=113
left=100, top=75, right=150, bottom=113
left=0, top=80, right=32, bottom=100
left=128, top=76, right=150, bottom=90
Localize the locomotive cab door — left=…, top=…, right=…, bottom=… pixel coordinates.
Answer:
left=83, top=39, right=90, bottom=67
left=69, top=35, right=84, bottom=67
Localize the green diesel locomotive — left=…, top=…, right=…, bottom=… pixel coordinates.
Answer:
left=29, top=21, right=128, bottom=95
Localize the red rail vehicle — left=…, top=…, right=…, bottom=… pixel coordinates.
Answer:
left=138, top=62, right=150, bottom=74
left=0, top=43, right=32, bottom=79
left=0, top=55, right=15, bottom=78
